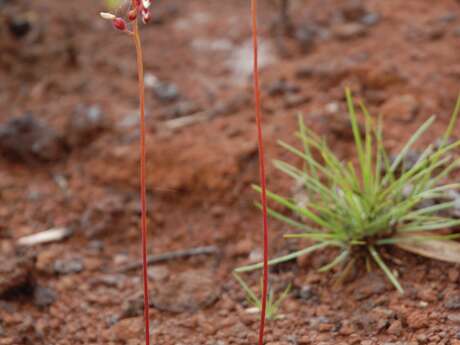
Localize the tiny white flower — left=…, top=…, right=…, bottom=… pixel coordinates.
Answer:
left=142, top=0, right=151, bottom=9
left=100, top=12, right=116, bottom=20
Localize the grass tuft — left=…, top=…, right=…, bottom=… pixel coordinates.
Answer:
left=233, top=273, right=291, bottom=321
left=236, top=90, right=460, bottom=293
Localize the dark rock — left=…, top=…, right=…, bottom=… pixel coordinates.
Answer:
left=267, top=79, right=300, bottom=96
left=66, top=105, right=108, bottom=147
left=90, top=274, right=125, bottom=288
left=284, top=93, right=311, bottom=108
left=120, top=295, right=144, bottom=319
left=33, top=286, right=56, bottom=308
left=298, top=284, right=317, bottom=301
left=361, top=13, right=380, bottom=26
left=0, top=114, right=67, bottom=163
left=445, top=295, right=460, bottom=310
left=106, top=314, right=119, bottom=327
left=150, top=3, right=179, bottom=25
left=340, top=1, right=367, bottom=22
left=208, top=94, right=251, bottom=118
left=295, top=61, right=353, bottom=89
left=7, top=16, right=31, bottom=39
left=438, top=13, right=457, bottom=23
left=295, top=66, right=314, bottom=79
left=53, top=258, right=84, bottom=275
left=159, top=101, right=201, bottom=120
left=0, top=256, right=34, bottom=298
left=147, top=76, right=180, bottom=103
left=309, top=316, right=331, bottom=330
left=426, top=25, right=446, bottom=41
left=294, top=24, right=316, bottom=53
left=80, top=195, right=130, bottom=238
left=447, top=313, right=460, bottom=323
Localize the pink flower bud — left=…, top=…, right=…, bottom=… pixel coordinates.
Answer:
left=112, top=17, right=127, bottom=31
left=128, top=9, right=137, bottom=21
left=142, top=8, right=151, bottom=23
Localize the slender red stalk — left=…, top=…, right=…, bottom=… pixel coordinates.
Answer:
left=132, top=16, right=151, bottom=345
left=250, top=1, right=269, bottom=344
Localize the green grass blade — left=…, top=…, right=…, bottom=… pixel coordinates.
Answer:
left=253, top=185, right=335, bottom=230
left=318, top=250, right=349, bottom=272
left=443, top=94, right=460, bottom=143
left=384, top=116, right=436, bottom=180
left=233, top=272, right=259, bottom=305
left=234, top=242, right=333, bottom=273
left=255, top=202, right=316, bottom=231
left=345, top=89, right=366, bottom=174
left=398, top=219, right=460, bottom=232
left=369, top=246, right=403, bottom=294
left=377, top=233, right=460, bottom=245
left=401, top=201, right=456, bottom=220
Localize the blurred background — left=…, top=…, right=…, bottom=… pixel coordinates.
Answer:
left=1, top=0, right=460, bottom=344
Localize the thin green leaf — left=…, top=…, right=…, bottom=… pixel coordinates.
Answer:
left=369, top=246, right=403, bottom=294
left=318, top=250, right=349, bottom=272
left=234, top=242, right=333, bottom=273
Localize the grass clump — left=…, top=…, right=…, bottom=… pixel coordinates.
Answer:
left=233, top=273, right=291, bottom=321
left=236, top=89, right=460, bottom=293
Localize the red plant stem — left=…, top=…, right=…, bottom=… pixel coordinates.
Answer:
left=250, top=1, right=269, bottom=344
left=132, top=18, right=151, bottom=345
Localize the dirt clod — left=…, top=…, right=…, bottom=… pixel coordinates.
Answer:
left=380, top=95, right=419, bottom=123
left=151, top=269, right=220, bottom=313
left=0, top=251, right=35, bottom=295
left=65, top=105, right=108, bottom=147
left=110, top=317, right=144, bottom=342
left=0, top=114, right=67, bottom=163
left=445, top=295, right=460, bottom=310
left=53, top=258, right=84, bottom=275
left=386, top=320, right=402, bottom=336
left=33, top=286, right=56, bottom=308
left=406, top=311, right=428, bottom=330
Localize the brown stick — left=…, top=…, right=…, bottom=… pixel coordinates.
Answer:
left=117, top=246, right=220, bottom=273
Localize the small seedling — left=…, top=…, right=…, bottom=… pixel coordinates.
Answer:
left=99, top=1, right=152, bottom=345
left=236, top=89, right=460, bottom=293
left=234, top=273, right=291, bottom=321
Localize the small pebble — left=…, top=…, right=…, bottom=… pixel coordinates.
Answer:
left=33, top=286, right=56, bottom=308
left=53, top=258, right=84, bottom=275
